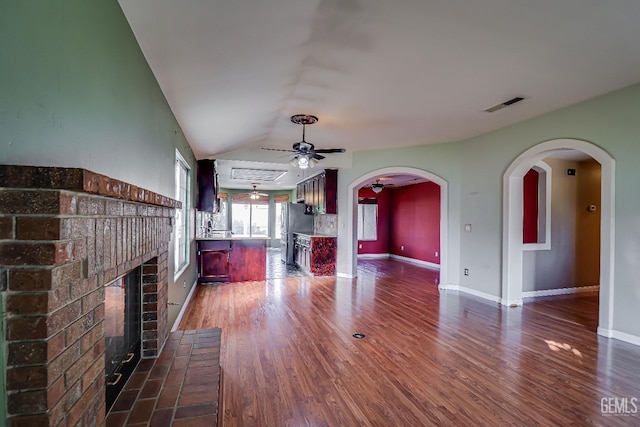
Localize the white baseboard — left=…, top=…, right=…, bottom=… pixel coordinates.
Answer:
left=500, top=298, right=524, bottom=307
left=337, top=272, right=356, bottom=279
left=523, top=285, right=599, bottom=298
left=598, top=327, right=640, bottom=347
left=438, top=284, right=502, bottom=304
left=170, top=279, right=198, bottom=332
left=389, top=254, right=440, bottom=270
left=357, top=253, right=390, bottom=259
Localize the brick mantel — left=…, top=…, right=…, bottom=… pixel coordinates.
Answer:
left=0, top=165, right=177, bottom=426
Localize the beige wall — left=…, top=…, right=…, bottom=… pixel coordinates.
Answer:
left=523, top=158, right=601, bottom=291
left=575, top=159, right=601, bottom=286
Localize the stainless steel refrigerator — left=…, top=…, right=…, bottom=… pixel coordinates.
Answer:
left=281, top=203, right=314, bottom=264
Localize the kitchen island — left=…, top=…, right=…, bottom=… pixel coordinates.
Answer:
left=293, top=232, right=337, bottom=276
left=197, top=235, right=268, bottom=283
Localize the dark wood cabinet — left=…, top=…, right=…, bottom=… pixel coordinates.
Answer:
left=293, top=233, right=336, bottom=276
left=196, top=159, right=219, bottom=212
left=198, top=240, right=231, bottom=282
left=197, top=239, right=267, bottom=283
left=295, top=169, right=338, bottom=214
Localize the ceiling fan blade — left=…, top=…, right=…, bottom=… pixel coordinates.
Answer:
left=258, top=192, right=268, bottom=197
left=314, top=148, right=346, bottom=154
left=261, top=147, right=296, bottom=153
left=312, top=153, right=325, bottom=160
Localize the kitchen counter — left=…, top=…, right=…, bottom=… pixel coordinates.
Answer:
left=197, top=238, right=266, bottom=283
left=197, top=230, right=270, bottom=240
left=196, top=236, right=270, bottom=241
left=292, top=232, right=337, bottom=238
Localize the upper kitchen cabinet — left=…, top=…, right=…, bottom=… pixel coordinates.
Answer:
left=296, top=169, right=338, bottom=214
left=196, top=159, right=219, bottom=212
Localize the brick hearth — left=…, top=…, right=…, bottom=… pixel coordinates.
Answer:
left=0, top=165, right=178, bottom=426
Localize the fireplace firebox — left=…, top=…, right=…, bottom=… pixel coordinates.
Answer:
left=105, top=267, right=142, bottom=412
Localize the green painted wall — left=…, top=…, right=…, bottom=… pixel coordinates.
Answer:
left=0, top=0, right=194, bottom=197
left=0, top=1, right=199, bottom=412
left=454, top=83, right=640, bottom=337
left=337, top=82, right=640, bottom=340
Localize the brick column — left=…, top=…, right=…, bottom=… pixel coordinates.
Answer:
left=0, top=166, right=177, bottom=427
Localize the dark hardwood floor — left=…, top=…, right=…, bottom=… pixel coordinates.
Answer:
left=179, top=259, right=640, bottom=426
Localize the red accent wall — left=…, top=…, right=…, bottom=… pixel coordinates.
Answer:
left=389, top=182, right=440, bottom=264
left=357, top=187, right=390, bottom=254
left=523, top=169, right=539, bottom=243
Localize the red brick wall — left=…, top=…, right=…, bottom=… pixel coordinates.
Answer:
left=0, top=166, right=176, bottom=426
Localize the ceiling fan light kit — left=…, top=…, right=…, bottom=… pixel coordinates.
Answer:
left=371, top=179, right=384, bottom=193
left=250, top=184, right=267, bottom=199
left=261, top=114, right=346, bottom=169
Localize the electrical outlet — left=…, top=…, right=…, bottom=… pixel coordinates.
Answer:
left=359, top=243, right=362, bottom=249
left=464, top=268, right=469, bottom=276
left=401, top=245, right=404, bottom=251
left=435, top=251, right=439, bottom=257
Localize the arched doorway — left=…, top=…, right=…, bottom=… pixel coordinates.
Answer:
left=502, top=138, right=615, bottom=336
left=345, top=167, right=449, bottom=286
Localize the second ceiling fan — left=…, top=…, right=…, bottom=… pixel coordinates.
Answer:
left=262, top=114, right=346, bottom=169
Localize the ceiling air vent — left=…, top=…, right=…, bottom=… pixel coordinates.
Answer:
left=483, top=96, right=525, bottom=113
left=230, top=168, right=287, bottom=182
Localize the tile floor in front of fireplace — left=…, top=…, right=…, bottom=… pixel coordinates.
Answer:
left=105, top=329, right=221, bottom=427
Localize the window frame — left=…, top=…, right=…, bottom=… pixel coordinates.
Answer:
left=174, top=149, right=191, bottom=277
left=357, top=199, right=378, bottom=241
left=231, top=193, right=270, bottom=238
left=523, top=161, right=552, bottom=251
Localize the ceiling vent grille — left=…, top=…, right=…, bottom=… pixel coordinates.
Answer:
left=230, top=168, right=287, bottom=182
left=483, top=96, right=525, bottom=113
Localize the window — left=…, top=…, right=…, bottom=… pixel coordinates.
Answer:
left=175, top=150, right=191, bottom=274
left=231, top=193, right=269, bottom=238
left=357, top=199, right=378, bottom=241
left=198, top=194, right=228, bottom=233
left=523, top=161, right=551, bottom=250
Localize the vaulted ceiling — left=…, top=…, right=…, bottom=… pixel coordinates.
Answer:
left=118, top=0, right=640, bottom=188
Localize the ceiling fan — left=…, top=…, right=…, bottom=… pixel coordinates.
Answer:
left=250, top=184, right=268, bottom=200
left=262, top=114, right=346, bottom=169
left=369, top=177, right=395, bottom=194
left=371, top=179, right=385, bottom=194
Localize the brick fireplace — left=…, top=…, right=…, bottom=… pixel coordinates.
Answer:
left=0, top=166, right=178, bottom=426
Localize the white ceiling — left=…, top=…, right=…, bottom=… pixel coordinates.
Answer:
left=118, top=0, right=640, bottom=189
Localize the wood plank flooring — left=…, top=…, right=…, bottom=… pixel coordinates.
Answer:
left=179, top=259, right=640, bottom=426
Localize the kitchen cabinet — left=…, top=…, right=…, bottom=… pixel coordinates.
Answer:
left=295, top=169, right=338, bottom=214
left=198, top=239, right=231, bottom=282
left=293, top=233, right=336, bottom=276
left=294, top=234, right=311, bottom=271
left=197, top=238, right=267, bottom=283
left=196, top=159, right=219, bottom=212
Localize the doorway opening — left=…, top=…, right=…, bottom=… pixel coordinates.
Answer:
left=345, top=167, right=449, bottom=286
left=502, top=138, right=615, bottom=336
